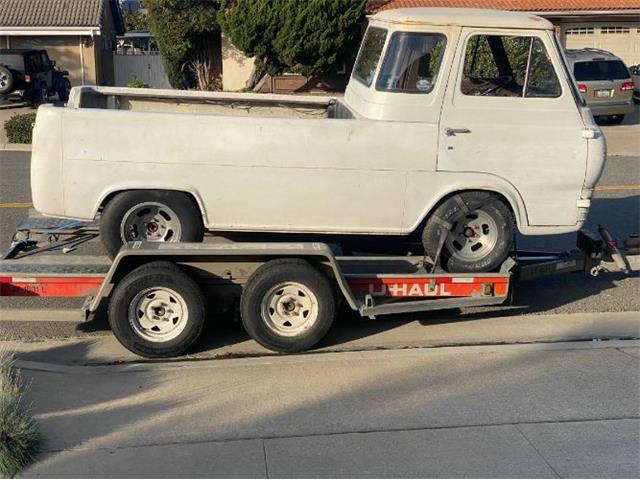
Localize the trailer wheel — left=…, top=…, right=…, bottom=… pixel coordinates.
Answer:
left=108, top=261, right=206, bottom=358
left=100, top=190, right=204, bottom=258
left=422, top=191, right=513, bottom=273
left=240, top=259, right=336, bottom=353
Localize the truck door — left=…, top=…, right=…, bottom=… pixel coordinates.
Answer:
left=437, top=29, right=587, bottom=227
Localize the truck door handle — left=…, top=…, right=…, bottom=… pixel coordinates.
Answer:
left=444, top=127, right=471, bottom=136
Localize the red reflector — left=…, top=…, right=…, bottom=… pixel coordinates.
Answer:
left=24, top=74, right=31, bottom=83
left=621, top=81, right=635, bottom=91
left=609, top=239, right=618, bottom=249
left=577, top=84, right=588, bottom=93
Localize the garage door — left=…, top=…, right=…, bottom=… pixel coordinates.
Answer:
left=563, top=23, right=640, bottom=66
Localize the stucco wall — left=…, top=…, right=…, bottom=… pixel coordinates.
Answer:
left=221, top=33, right=255, bottom=91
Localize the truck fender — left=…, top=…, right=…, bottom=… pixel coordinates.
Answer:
left=93, top=185, right=210, bottom=226
left=408, top=175, right=529, bottom=233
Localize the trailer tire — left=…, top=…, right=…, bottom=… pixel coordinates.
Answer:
left=422, top=191, right=513, bottom=273
left=108, top=261, right=206, bottom=358
left=100, top=190, right=204, bottom=259
left=240, top=259, right=336, bottom=353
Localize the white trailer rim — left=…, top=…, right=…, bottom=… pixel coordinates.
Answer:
left=260, top=282, right=319, bottom=337
left=128, top=287, right=189, bottom=342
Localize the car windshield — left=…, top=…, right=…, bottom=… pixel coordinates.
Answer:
left=573, top=60, right=630, bottom=81
left=0, top=54, right=24, bottom=71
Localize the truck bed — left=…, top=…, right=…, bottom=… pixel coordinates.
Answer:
left=68, top=86, right=356, bottom=119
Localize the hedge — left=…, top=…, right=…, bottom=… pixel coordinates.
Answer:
left=4, top=113, right=37, bottom=144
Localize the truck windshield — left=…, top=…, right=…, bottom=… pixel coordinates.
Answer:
left=0, top=54, right=24, bottom=71
left=376, top=32, right=446, bottom=93
left=353, top=27, right=387, bottom=87
left=573, top=60, right=630, bottom=81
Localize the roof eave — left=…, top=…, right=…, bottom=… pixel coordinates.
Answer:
left=530, top=9, right=640, bottom=16
left=0, top=26, right=101, bottom=36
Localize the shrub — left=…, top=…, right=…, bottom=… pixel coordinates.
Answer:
left=4, top=112, right=37, bottom=144
left=0, top=351, right=40, bottom=477
left=128, top=75, right=150, bottom=88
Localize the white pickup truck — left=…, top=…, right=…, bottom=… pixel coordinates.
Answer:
left=31, top=8, right=606, bottom=272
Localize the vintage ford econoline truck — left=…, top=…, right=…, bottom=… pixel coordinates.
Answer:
left=31, top=8, right=606, bottom=271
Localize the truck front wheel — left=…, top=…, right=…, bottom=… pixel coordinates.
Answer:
left=421, top=191, right=513, bottom=273
left=100, top=190, right=204, bottom=258
left=108, top=261, right=206, bottom=358
left=240, top=259, right=336, bottom=353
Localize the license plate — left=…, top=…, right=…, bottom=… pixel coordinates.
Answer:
left=595, top=89, right=611, bottom=98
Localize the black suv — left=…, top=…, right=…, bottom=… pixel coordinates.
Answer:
left=0, top=49, right=72, bottom=104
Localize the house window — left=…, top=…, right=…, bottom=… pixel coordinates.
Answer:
left=600, top=26, right=630, bottom=34
left=565, top=27, right=594, bottom=35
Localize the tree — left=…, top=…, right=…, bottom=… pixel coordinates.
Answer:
left=218, top=0, right=365, bottom=88
left=146, top=0, right=219, bottom=89
left=123, top=8, right=149, bottom=32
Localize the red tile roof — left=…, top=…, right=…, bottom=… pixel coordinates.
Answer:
left=366, top=0, right=640, bottom=13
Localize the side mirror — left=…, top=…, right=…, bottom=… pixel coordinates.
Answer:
left=51, top=60, right=56, bottom=67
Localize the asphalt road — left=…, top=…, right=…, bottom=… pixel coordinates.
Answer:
left=0, top=150, right=638, bottom=343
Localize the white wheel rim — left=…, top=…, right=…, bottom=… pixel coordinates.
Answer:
left=260, top=282, right=319, bottom=337
left=120, top=202, right=182, bottom=243
left=445, top=209, right=499, bottom=261
left=128, top=287, right=189, bottom=342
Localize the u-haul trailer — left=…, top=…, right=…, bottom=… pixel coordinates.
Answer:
left=1, top=227, right=638, bottom=358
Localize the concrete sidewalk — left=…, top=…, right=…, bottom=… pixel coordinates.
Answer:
left=14, top=340, right=640, bottom=478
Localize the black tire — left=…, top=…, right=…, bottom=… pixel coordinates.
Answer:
left=0, top=66, right=15, bottom=94
left=240, top=259, right=336, bottom=353
left=421, top=191, right=513, bottom=273
left=100, top=190, right=204, bottom=259
left=58, top=78, right=71, bottom=102
left=609, top=115, right=625, bottom=125
left=108, top=261, right=206, bottom=358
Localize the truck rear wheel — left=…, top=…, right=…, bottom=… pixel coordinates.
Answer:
left=240, top=259, right=336, bottom=353
left=100, top=190, right=204, bottom=258
left=108, top=261, right=206, bottom=358
left=422, top=191, right=513, bottom=273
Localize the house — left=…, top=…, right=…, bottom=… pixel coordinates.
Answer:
left=366, top=0, right=640, bottom=66
left=0, top=0, right=125, bottom=86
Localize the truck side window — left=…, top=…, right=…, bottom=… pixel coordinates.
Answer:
left=353, top=27, right=387, bottom=87
left=461, top=35, right=561, bottom=98
left=377, top=32, right=446, bottom=94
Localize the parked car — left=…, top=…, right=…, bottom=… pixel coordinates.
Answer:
left=629, top=64, right=640, bottom=103
left=565, top=48, right=635, bottom=124
left=0, top=49, right=71, bottom=104
left=31, top=8, right=606, bottom=273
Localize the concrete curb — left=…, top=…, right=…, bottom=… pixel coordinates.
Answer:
left=12, top=339, right=640, bottom=374
left=0, top=143, right=31, bottom=151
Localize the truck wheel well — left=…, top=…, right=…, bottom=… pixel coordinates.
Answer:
left=412, top=189, right=516, bottom=238
left=97, top=189, right=203, bottom=218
